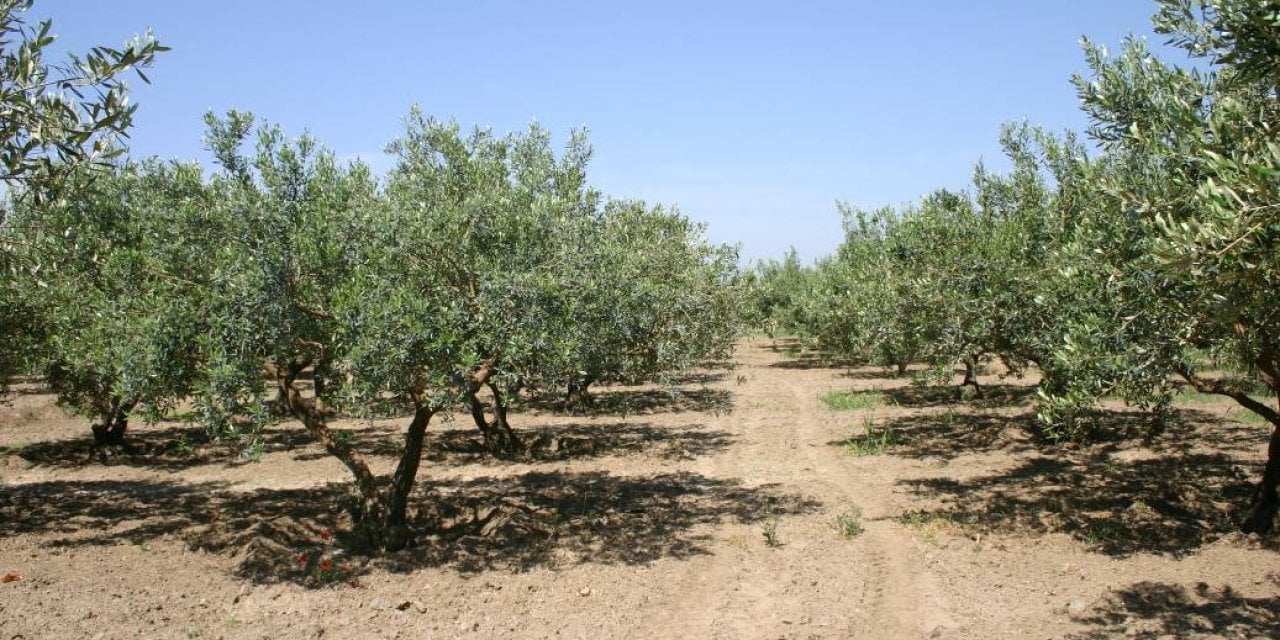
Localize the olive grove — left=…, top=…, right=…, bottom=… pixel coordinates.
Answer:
left=755, top=0, right=1280, bottom=532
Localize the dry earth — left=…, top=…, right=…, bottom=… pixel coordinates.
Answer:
left=2, top=340, right=1278, bottom=639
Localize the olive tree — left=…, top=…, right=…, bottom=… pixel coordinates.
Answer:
left=5, top=161, right=210, bottom=445
left=1061, top=0, right=1280, bottom=531
left=1, top=0, right=165, bottom=394
left=385, top=111, right=741, bottom=448
left=555, top=198, right=741, bottom=408
left=745, top=248, right=815, bottom=341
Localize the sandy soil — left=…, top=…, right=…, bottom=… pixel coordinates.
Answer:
left=1, top=340, right=1277, bottom=639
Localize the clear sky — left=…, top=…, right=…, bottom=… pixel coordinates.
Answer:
left=36, top=1, right=1167, bottom=264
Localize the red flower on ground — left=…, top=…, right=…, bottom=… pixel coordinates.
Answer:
left=297, top=553, right=308, bottom=567
left=319, top=559, right=333, bottom=572
left=319, top=529, right=333, bottom=541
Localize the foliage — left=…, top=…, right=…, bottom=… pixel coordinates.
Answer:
left=3, top=161, right=210, bottom=443
left=0, top=0, right=166, bottom=194
left=11, top=107, right=743, bottom=550
left=834, top=507, right=865, bottom=538
left=383, top=110, right=740, bottom=444
left=0, top=0, right=165, bottom=396
left=1063, top=0, right=1280, bottom=530
left=783, top=0, right=1280, bottom=532
left=744, top=248, right=815, bottom=339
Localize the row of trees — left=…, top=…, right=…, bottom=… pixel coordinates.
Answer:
left=3, top=110, right=740, bottom=548
left=749, top=0, right=1280, bottom=533
left=1, top=0, right=739, bottom=552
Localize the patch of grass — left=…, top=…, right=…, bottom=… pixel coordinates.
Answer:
left=821, top=390, right=883, bottom=411
left=0, top=441, right=32, bottom=455
left=841, top=422, right=898, bottom=456
left=1174, top=390, right=1227, bottom=405
left=1224, top=405, right=1274, bottom=425
left=898, top=510, right=967, bottom=542
left=1230, top=409, right=1269, bottom=424
left=834, top=507, right=865, bottom=538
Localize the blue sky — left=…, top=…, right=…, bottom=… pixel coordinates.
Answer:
left=38, top=1, right=1167, bottom=263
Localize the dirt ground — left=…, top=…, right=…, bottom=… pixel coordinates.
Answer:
left=2, top=340, right=1278, bottom=640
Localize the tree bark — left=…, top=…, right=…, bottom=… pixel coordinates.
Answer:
left=276, top=362, right=433, bottom=550
left=959, top=356, right=983, bottom=398
left=1245, top=407, right=1280, bottom=534
left=381, top=401, right=434, bottom=551
left=89, top=397, right=136, bottom=459
left=565, top=373, right=597, bottom=410
left=467, top=383, right=520, bottom=455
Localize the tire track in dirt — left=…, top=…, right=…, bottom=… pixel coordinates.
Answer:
left=778, top=372, right=960, bottom=640
left=633, top=343, right=958, bottom=639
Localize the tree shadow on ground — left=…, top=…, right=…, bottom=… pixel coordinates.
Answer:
left=525, top=387, right=734, bottom=417
left=289, top=421, right=736, bottom=466
left=858, top=403, right=1273, bottom=556
left=666, top=371, right=728, bottom=386
left=1067, top=580, right=1280, bottom=639
left=2, top=424, right=313, bottom=471
left=766, top=353, right=867, bottom=370
left=831, top=411, right=1046, bottom=461
left=836, top=368, right=914, bottom=381
left=897, top=447, right=1259, bottom=557
left=841, top=405, right=1240, bottom=462
left=424, top=422, right=735, bottom=465
left=0, top=471, right=818, bottom=582
left=881, top=383, right=1039, bottom=409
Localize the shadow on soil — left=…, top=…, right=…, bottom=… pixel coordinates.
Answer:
left=886, top=406, right=1269, bottom=556
left=524, top=387, right=734, bottom=417
left=880, top=383, right=1039, bottom=409
left=1, top=424, right=314, bottom=471
left=7, top=399, right=735, bottom=470
left=1067, top=580, right=1280, bottom=639
left=0, top=472, right=819, bottom=583
left=287, top=421, right=736, bottom=466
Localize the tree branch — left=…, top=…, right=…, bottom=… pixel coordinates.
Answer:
left=1178, top=367, right=1280, bottom=427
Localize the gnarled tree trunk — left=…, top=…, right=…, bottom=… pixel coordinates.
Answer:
left=468, top=382, right=521, bottom=456
left=88, top=397, right=137, bottom=462
left=275, top=362, right=434, bottom=550
left=959, top=356, right=983, bottom=398
left=1245, top=410, right=1280, bottom=534
left=462, top=357, right=521, bottom=456
left=565, top=373, right=597, bottom=410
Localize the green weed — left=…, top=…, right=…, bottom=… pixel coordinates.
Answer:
left=842, top=422, right=898, bottom=456
left=821, top=390, right=883, bottom=411
left=834, top=507, right=865, bottom=538
left=762, top=518, right=782, bottom=547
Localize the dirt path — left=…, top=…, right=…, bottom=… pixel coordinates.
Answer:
left=2, top=341, right=1278, bottom=639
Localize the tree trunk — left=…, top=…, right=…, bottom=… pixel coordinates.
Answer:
left=90, top=409, right=129, bottom=446
left=468, top=383, right=520, bottom=456
left=1242, top=409, right=1279, bottom=534
left=565, top=374, right=596, bottom=410
left=89, top=397, right=137, bottom=461
left=959, top=356, right=983, bottom=398
left=275, top=363, right=431, bottom=550
left=380, top=401, right=434, bottom=551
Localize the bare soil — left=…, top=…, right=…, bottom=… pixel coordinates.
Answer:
left=2, top=341, right=1277, bottom=639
